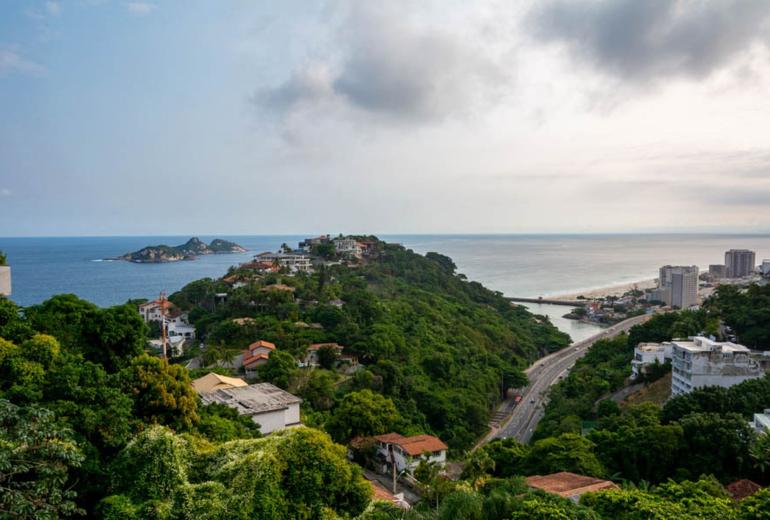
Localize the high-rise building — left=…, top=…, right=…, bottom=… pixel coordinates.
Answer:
left=725, top=249, right=756, bottom=278
left=658, top=265, right=698, bottom=308
left=708, top=264, right=727, bottom=280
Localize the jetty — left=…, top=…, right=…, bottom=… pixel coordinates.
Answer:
left=506, top=297, right=587, bottom=307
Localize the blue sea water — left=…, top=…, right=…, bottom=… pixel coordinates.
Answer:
left=2, top=234, right=770, bottom=341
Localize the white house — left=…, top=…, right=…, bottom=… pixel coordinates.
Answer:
left=138, top=298, right=174, bottom=322
left=0, top=265, right=10, bottom=296
left=751, top=409, right=770, bottom=435
left=670, top=336, right=769, bottom=397
left=255, top=252, right=313, bottom=273
left=333, top=237, right=362, bottom=258
left=300, top=343, right=345, bottom=368
left=199, top=383, right=302, bottom=434
left=374, top=433, right=448, bottom=474
left=631, top=342, right=673, bottom=379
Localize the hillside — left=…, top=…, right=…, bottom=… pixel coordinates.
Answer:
left=172, top=238, right=570, bottom=448
left=117, top=237, right=246, bottom=263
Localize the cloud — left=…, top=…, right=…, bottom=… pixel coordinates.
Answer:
left=529, top=0, right=770, bottom=83
left=257, top=3, right=508, bottom=123
left=0, top=47, right=45, bottom=77
left=126, top=2, right=156, bottom=16
left=45, top=1, right=62, bottom=16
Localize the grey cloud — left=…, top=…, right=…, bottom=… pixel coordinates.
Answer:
left=530, top=0, right=770, bottom=83
left=258, top=3, right=505, bottom=122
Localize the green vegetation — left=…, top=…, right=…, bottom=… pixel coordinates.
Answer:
left=706, top=284, right=770, bottom=349
left=170, top=240, right=568, bottom=449
left=0, top=250, right=6, bottom=265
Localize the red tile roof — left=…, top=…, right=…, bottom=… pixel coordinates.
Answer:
left=374, top=433, right=448, bottom=456
left=525, top=472, right=618, bottom=498
left=248, top=340, right=276, bottom=351
left=243, top=353, right=270, bottom=368
left=726, top=479, right=762, bottom=501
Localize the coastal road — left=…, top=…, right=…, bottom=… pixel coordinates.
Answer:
left=486, top=314, right=651, bottom=445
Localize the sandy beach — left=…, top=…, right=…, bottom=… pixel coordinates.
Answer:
left=547, top=278, right=658, bottom=301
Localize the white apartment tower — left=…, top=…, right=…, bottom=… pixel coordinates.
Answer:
left=671, top=337, right=767, bottom=397
left=725, top=249, right=756, bottom=278
left=658, top=265, right=698, bottom=309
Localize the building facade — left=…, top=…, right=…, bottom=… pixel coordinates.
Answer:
left=658, top=265, right=698, bottom=308
left=708, top=264, right=727, bottom=280
left=670, top=337, right=767, bottom=397
left=631, top=342, right=673, bottom=379
left=725, top=249, right=756, bottom=278
left=199, top=383, right=302, bottom=434
left=761, top=260, right=770, bottom=277
left=374, top=433, right=448, bottom=474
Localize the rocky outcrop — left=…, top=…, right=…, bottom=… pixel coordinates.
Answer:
left=117, top=238, right=246, bottom=263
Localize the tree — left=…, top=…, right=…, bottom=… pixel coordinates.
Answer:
left=298, top=369, right=337, bottom=411
left=258, top=350, right=297, bottom=389
left=326, top=389, right=402, bottom=442
left=524, top=433, right=606, bottom=478
left=317, top=345, right=340, bottom=370
left=0, top=250, right=6, bottom=265
left=120, top=355, right=199, bottom=431
left=0, top=400, right=84, bottom=518
left=196, top=403, right=262, bottom=442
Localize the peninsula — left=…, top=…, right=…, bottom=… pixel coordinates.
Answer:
left=116, top=237, right=246, bottom=263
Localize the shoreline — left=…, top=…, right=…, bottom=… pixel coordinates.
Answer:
left=545, top=277, right=658, bottom=301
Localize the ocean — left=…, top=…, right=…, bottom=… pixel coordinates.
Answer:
left=2, top=234, right=770, bottom=342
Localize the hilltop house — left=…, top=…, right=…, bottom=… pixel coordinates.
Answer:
left=138, top=299, right=195, bottom=339
left=138, top=298, right=174, bottom=322
left=374, top=433, right=448, bottom=474
left=242, top=340, right=276, bottom=374
left=631, top=342, right=673, bottom=379
left=332, top=236, right=363, bottom=258
left=300, top=343, right=345, bottom=368
left=255, top=251, right=313, bottom=273
left=199, top=383, right=302, bottom=434
left=191, top=373, right=248, bottom=394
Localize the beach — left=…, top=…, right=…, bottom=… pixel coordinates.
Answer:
left=548, top=278, right=658, bottom=301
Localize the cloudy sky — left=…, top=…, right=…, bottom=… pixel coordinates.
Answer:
left=2, top=0, right=770, bottom=236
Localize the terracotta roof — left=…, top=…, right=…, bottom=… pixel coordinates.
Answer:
left=370, top=480, right=399, bottom=504
left=374, top=433, right=448, bottom=456
left=191, top=373, right=248, bottom=394
left=307, top=342, right=344, bottom=352
left=726, top=479, right=762, bottom=501
left=249, top=340, right=276, bottom=351
left=243, top=353, right=270, bottom=368
left=139, top=299, right=174, bottom=311
left=525, top=472, right=618, bottom=498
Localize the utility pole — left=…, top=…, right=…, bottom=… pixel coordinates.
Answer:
left=159, top=291, right=167, bottom=359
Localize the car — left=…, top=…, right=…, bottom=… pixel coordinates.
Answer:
left=529, top=399, right=536, bottom=404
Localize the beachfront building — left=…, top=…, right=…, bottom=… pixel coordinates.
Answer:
left=374, top=433, right=448, bottom=474
left=725, top=249, right=756, bottom=278
left=631, top=342, right=673, bottom=379
left=709, top=264, right=727, bottom=280
left=670, top=336, right=770, bottom=397
left=199, top=383, right=302, bottom=434
left=658, top=265, right=698, bottom=308
left=0, top=265, right=10, bottom=296
left=761, top=260, right=770, bottom=277
left=751, top=410, right=770, bottom=435
left=646, top=286, right=671, bottom=304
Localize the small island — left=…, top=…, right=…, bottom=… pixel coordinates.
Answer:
left=116, top=237, right=247, bottom=263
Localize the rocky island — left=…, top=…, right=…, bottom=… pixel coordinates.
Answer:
left=116, top=237, right=247, bottom=263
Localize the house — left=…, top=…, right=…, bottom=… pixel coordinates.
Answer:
left=242, top=340, right=276, bottom=373
left=300, top=342, right=345, bottom=368
left=333, top=236, right=363, bottom=258
left=671, top=336, right=770, bottom=396
left=374, top=433, right=448, bottom=474
left=631, top=342, right=673, bottom=379
left=255, top=252, right=313, bottom=273
left=138, top=298, right=175, bottom=322
left=299, top=235, right=330, bottom=252
left=149, top=336, right=186, bottom=357
left=0, top=265, right=10, bottom=296
left=368, top=479, right=411, bottom=510
left=525, top=472, right=618, bottom=502
left=166, top=309, right=196, bottom=339
left=191, top=373, right=248, bottom=394
left=199, top=383, right=302, bottom=434
left=751, top=409, right=770, bottom=434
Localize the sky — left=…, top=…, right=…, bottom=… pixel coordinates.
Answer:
left=2, top=0, right=770, bottom=236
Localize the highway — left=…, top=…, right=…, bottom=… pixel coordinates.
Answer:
left=488, top=314, right=651, bottom=445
